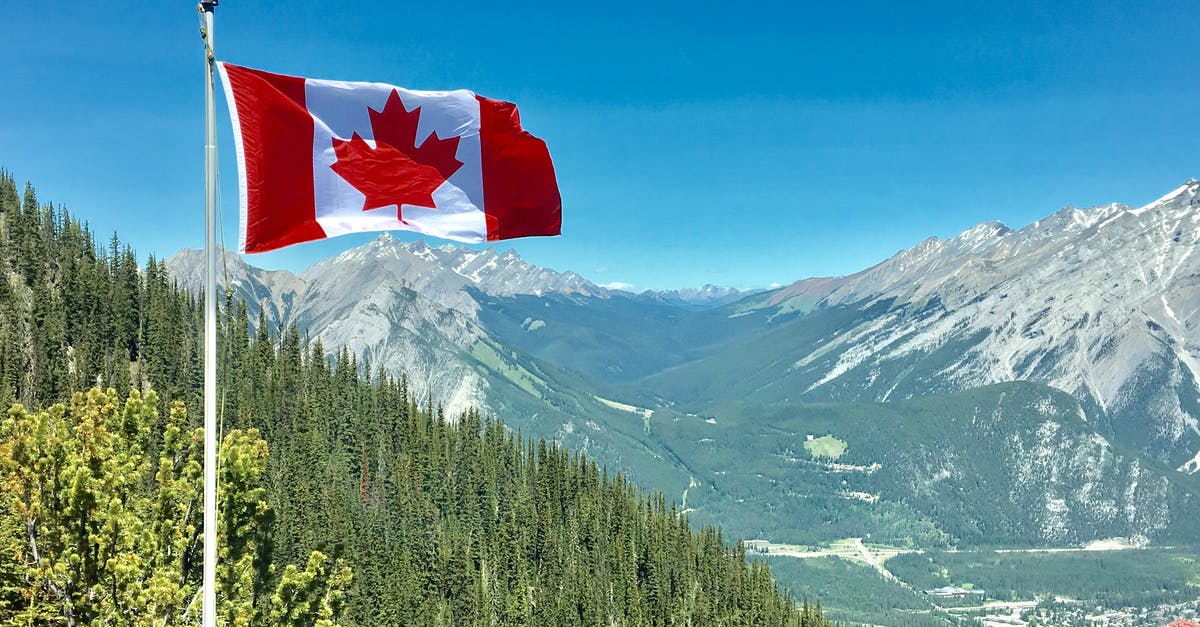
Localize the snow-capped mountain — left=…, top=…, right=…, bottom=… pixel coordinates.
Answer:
left=166, top=235, right=606, bottom=416
left=664, top=181, right=1200, bottom=471
left=301, top=234, right=606, bottom=310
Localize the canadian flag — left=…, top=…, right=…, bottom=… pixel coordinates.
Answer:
left=217, top=63, right=561, bottom=253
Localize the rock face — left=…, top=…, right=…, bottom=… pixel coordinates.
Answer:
left=166, top=234, right=605, bottom=417
left=675, top=181, right=1200, bottom=469
left=165, top=247, right=307, bottom=327
left=889, top=386, right=1180, bottom=546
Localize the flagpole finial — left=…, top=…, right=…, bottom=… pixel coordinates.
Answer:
left=200, top=0, right=218, bottom=11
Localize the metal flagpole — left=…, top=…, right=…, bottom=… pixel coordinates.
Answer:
left=199, top=1, right=219, bottom=626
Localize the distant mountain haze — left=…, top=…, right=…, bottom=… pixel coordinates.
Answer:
left=639, top=285, right=764, bottom=309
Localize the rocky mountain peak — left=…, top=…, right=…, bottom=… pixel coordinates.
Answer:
left=169, top=232, right=609, bottom=329
left=1134, top=179, right=1200, bottom=214
left=956, top=220, right=1012, bottom=242
left=166, top=232, right=609, bottom=418
left=289, top=234, right=604, bottom=301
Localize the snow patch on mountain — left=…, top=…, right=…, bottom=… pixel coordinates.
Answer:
left=1179, top=449, right=1200, bottom=474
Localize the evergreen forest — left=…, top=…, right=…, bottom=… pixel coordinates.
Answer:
left=0, top=171, right=830, bottom=625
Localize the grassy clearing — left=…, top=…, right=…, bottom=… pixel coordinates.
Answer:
left=803, top=435, right=847, bottom=460
left=520, top=317, right=545, bottom=332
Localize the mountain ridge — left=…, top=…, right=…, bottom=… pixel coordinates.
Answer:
left=659, top=180, right=1200, bottom=470
left=766, top=180, right=1198, bottom=310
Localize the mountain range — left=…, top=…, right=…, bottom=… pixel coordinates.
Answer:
left=652, top=180, right=1200, bottom=472
left=166, top=180, right=1200, bottom=554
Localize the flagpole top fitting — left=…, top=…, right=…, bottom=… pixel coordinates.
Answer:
left=200, top=0, right=218, bottom=12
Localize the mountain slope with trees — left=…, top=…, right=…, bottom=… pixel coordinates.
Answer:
left=0, top=170, right=822, bottom=625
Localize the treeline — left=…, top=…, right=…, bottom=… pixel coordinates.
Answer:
left=0, top=171, right=829, bottom=625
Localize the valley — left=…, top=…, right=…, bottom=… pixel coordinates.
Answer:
left=166, top=180, right=1200, bottom=624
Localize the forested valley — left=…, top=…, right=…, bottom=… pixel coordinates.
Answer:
left=0, top=171, right=830, bottom=625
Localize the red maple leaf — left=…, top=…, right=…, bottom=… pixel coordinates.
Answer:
left=330, top=89, right=463, bottom=219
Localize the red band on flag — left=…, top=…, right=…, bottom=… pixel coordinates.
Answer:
left=476, top=96, right=562, bottom=241
left=221, top=63, right=326, bottom=253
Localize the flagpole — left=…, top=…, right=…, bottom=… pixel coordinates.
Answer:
left=199, top=1, right=219, bottom=626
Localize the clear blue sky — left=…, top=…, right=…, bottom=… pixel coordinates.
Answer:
left=2, top=1, right=1196, bottom=290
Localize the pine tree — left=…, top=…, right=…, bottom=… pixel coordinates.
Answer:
left=0, top=388, right=351, bottom=626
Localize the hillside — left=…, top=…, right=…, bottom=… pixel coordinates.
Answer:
left=0, top=171, right=821, bottom=625
left=166, top=244, right=703, bottom=504
left=166, top=236, right=604, bottom=417
left=653, top=383, right=1200, bottom=548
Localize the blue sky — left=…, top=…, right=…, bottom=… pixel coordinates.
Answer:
left=2, top=1, right=1196, bottom=290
